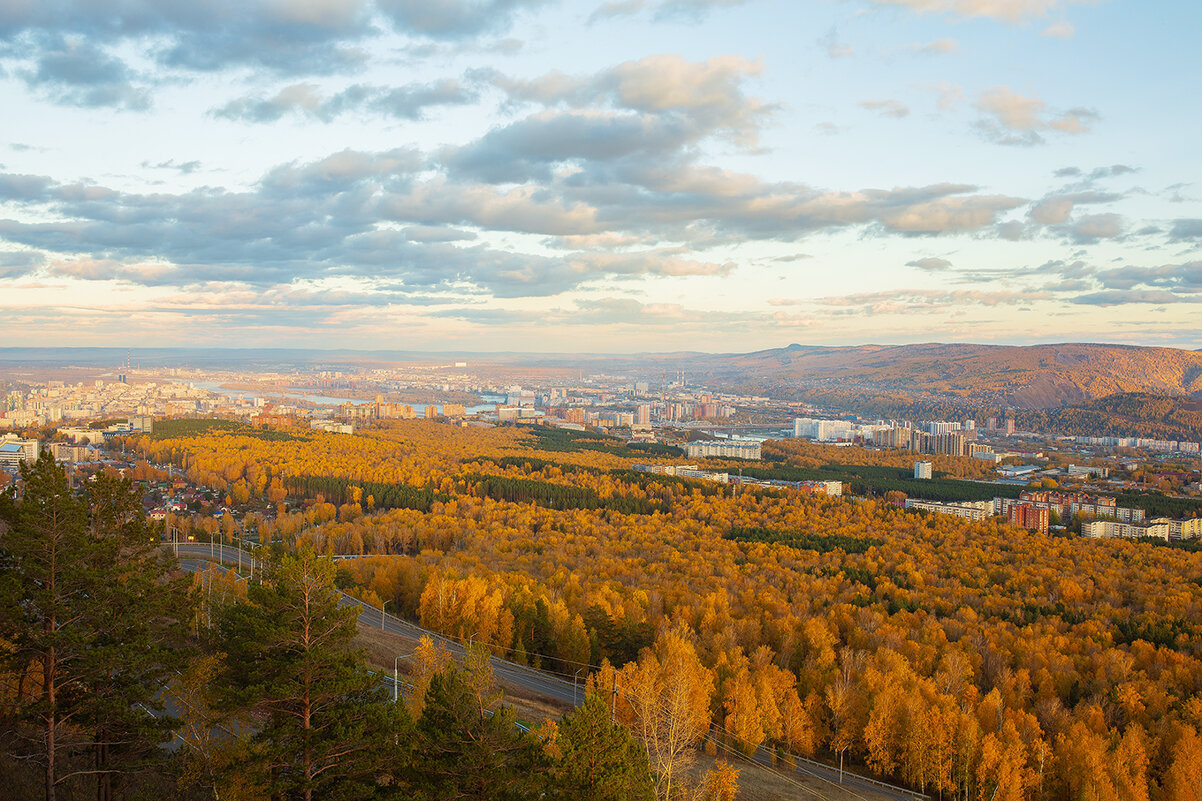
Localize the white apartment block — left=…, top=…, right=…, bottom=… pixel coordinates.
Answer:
left=685, top=440, right=762, bottom=460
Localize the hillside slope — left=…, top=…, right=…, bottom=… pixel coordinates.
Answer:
left=708, top=342, right=1202, bottom=409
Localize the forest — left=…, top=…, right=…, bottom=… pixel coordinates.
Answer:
left=0, top=457, right=727, bottom=801
left=106, top=418, right=1202, bottom=801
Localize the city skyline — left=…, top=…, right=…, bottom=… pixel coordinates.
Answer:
left=1, top=0, right=1199, bottom=352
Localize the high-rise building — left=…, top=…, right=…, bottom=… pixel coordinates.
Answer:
left=909, top=429, right=932, bottom=453
left=933, top=432, right=967, bottom=456
left=914, top=461, right=933, bottom=480
left=635, top=404, right=651, bottom=425
left=1005, top=417, right=1015, bottom=436
left=873, top=426, right=911, bottom=448
left=1007, top=503, right=1049, bottom=535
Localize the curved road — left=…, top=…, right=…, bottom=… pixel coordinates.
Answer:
left=171, top=543, right=924, bottom=801
left=174, top=543, right=580, bottom=706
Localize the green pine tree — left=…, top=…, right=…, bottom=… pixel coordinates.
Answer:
left=409, top=665, right=547, bottom=801
left=553, top=692, right=656, bottom=801
left=78, top=471, right=193, bottom=801
left=0, top=456, right=192, bottom=801
left=215, top=545, right=407, bottom=801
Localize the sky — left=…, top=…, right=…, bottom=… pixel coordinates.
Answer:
left=0, top=0, right=1199, bottom=353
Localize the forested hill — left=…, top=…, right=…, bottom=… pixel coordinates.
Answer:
left=1015, top=393, right=1202, bottom=441
left=707, top=342, right=1202, bottom=410
left=498, top=342, right=1202, bottom=411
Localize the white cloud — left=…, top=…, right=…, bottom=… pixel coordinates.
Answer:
left=1041, top=20, right=1075, bottom=37
left=868, top=0, right=1094, bottom=24
left=975, top=86, right=1098, bottom=145
left=926, top=81, right=964, bottom=111
left=859, top=99, right=910, bottom=118
left=907, top=256, right=953, bottom=271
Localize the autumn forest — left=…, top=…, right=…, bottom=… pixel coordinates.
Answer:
left=86, top=418, right=1201, bottom=800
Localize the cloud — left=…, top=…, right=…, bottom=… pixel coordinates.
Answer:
left=0, top=173, right=56, bottom=201
left=1030, top=196, right=1075, bottom=225
left=376, top=0, right=547, bottom=39
left=906, top=38, right=959, bottom=54
left=0, top=147, right=1033, bottom=309
left=866, top=0, right=1094, bottom=24
left=975, top=86, right=1098, bottom=145
left=45, top=256, right=179, bottom=283
left=587, top=0, right=646, bottom=21
left=871, top=188, right=1025, bottom=234
left=930, top=81, right=964, bottom=111
left=859, top=99, right=910, bottom=118
left=907, top=256, right=952, bottom=271
left=444, top=110, right=707, bottom=183
left=1169, top=219, right=1202, bottom=242
left=1041, top=20, right=1075, bottom=37
left=1066, top=212, right=1123, bottom=243
left=399, top=225, right=478, bottom=243
left=1070, top=290, right=1197, bottom=307
left=994, top=220, right=1028, bottom=241
left=0, top=0, right=542, bottom=85
left=486, top=54, right=770, bottom=140
left=654, top=0, right=753, bottom=22
left=214, top=79, right=479, bottom=123
left=141, top=159, right=202, bottom=174
left=586, top=0, right=748, bottom=23
left=435, top=295, right=819, bottom=330
left=0, top=249, right=44, bottom=278
left=18, top=38, right=151, bottom=110
left=454, top=55, right=773, bottom=181
left=817, top=288, right=1046, bottom=313
left=1052, top=164, right=1137, bottom=186
left=1093, top=261, right=1202, bottom=293
left=818, top=27, right=854, bottom=59
left=977, top=87, right=1047, bottom=130
left=1029, top=190, right=1121, bottom=225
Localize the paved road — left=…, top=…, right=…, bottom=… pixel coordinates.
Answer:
left=173, top=544, right=581, bottom=707
left=172, top=543, right=923, bottom=801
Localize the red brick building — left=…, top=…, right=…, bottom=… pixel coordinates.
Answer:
left=1008, top=503, right=1049, bottom=535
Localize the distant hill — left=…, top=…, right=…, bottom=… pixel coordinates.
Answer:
left=1014, top=393, right=1202, bottom=441
left=703, top=343, right=1202, bottom=410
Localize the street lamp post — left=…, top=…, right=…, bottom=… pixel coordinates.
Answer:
left=382, top=599, right=393, bottom=630
left=573, top=668, right=585, bottom=706
left=247, top=541, right=261, bottom=579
